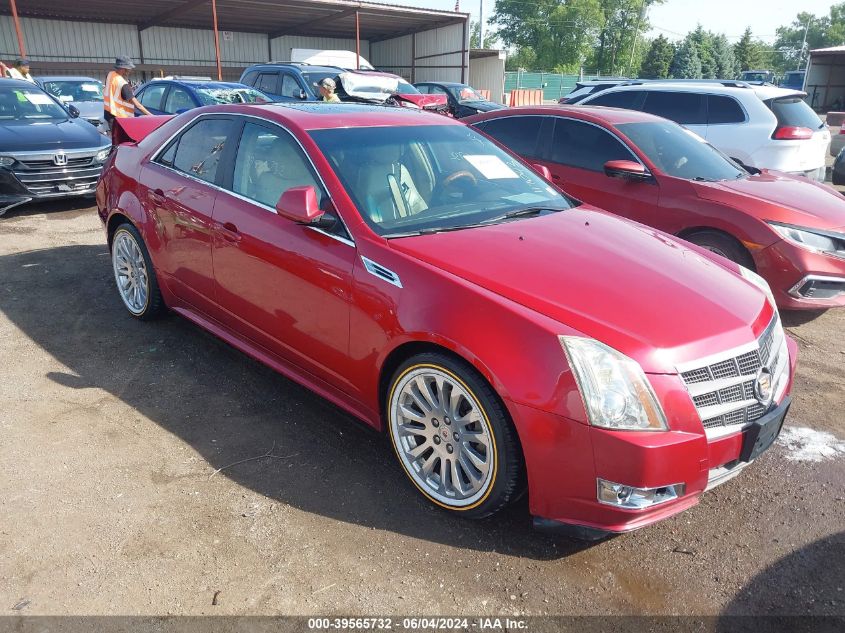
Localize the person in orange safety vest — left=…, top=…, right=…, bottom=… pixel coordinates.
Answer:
left=104, top=56, right=151, bottom=131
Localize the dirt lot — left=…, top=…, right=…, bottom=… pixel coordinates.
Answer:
left=0, top=199, right=843, bottom=618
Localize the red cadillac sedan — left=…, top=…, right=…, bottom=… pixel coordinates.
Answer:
left=97, top=104, right=796, bottom=539
left=465, top=106, right=845, bottom=310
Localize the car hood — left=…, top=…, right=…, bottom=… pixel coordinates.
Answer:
left=390, top=207, right=772, bottom=373
left=461, top=100, right=505, bottom=112
left=398, top=93, right=448, bottom=109
left=71, top=101, right=104, bottom=121
left=0, top=119, right=108, bottom=152
left=694, top=170, right=845, bottom=232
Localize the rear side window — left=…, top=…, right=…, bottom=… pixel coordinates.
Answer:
left=707, top=95, right=746, bottom=124
left=641, top=91, right=706, bottom=125
left=256, top=73, right=279, bottom=95
left=139, top=84, right=167, bottom=110
left=549, top=118, right=637, bottom=171
left=241, top=70, right=259, bottom=87
left=170, top=118, right=235, bottom=184
left=476, top=116, right=544, bottom=158
left=767, top=96, right=823, bottom=130
left=587, top=90, right=641, bottom=110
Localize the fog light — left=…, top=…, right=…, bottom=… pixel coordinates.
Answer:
left=597, top=479, right=685, bottom=510
left=0, top=156, right=14, bottom=167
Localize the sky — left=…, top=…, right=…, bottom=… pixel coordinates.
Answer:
left=397, top=0, right=838, bottom=43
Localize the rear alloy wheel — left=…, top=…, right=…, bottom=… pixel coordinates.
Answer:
left=111, top=223, right=165, bottom=320
left=686, top=230, right=755, bottom=270
left=387, top=353, right=522, bottom=518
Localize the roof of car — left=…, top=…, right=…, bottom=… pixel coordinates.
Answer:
left=247, top=63, right=344, bottom=74
left=36, top=76, right=101, bottom=83
left=205, top=102, right=463, bottom=130
left=594, top=81, right=805, bottom=101
left=469, top=104, right=667, bottom=126
left=0, top=78, right=45, bottom=89
left=416, top=81, right=465, bottom=87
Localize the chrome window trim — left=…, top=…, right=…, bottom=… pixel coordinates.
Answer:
left=148, top=111, right=355, bottom=246
left=788, top=274, right=845, bottom=298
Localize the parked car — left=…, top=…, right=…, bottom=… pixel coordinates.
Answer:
left=832, top=146, right=845, bottom=185
left=739, top=70, right=776, bottom=84
left=336, top=70, right=449, bottom=112
left=413, top=81, right=505, bottom=118
left=558, top=79, right=629, bottom=104
left=0, top=78, right=111, bottom=217
left=36, top=75, right=105, bottom=131
left=781, top=70, right=805, bottom=91
left=97, top=103, right=795, bottom=538
left=134, top=79, right=272, bottom=115
left=240, top=63, right=345, bottom=102
left=578, top=81, right=830, bottom=181
left=467, top=106, right=845, bottom=309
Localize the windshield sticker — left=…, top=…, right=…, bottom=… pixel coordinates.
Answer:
left=81, top=84, right=100, bottom=92
left=24, top=93, right=54, bottom=105
left=464, top=154, right=519, bottom=179
left=58, top=95, right=74, bottom=102
left=503, top=193, right=548, bottom=204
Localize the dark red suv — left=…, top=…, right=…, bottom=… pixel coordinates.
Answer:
left=466, top=106, right=845, bottom=309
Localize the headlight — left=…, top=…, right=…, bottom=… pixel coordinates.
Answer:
left=739, top=266, right=777, bottom=309
left=95, top=147, right=112, bottom=162
left=560, top=336, right=668, bottom=431
left=0, top=156, right=14, bottom=167
left=768, top=222, right=844, bottom=257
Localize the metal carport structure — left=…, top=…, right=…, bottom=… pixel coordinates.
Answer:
left=1, top=0, right=469, bottom=83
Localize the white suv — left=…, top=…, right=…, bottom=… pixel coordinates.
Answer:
left=579, top=81, right=830, bottom=181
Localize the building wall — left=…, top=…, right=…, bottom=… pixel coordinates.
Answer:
left=805, top=54, right=845, bottom=111
left=141, top=26, right=266, bottom=67
left=468, top=52, right=506, bottom=103
left=371, top=22, right=466, bottom=83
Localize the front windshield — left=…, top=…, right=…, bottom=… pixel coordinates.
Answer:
left=454, top=85, right=486, bottom=103
left=41, top=80, right=104, bottom=103
left=0, top=86, right=68, bottom=121
left=194, top=86, right=270, bottom=105
left=309, top=124, right=573, bottom=236
left=617, top=121, right=745, bottom=181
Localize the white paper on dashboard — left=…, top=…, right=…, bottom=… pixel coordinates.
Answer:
left=81, top=84, right=100, bottom=92
left=25, top=93, right=54, bottom=105
left=463, top=154, right=519, bottom=179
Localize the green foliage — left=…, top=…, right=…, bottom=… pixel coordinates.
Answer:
left=669, top=38, right=701, bottom=78
left=734, top=27, right=765, bottom=72
left=470, top=20, right=498, bottom=49
left=640, top=35, right=674, bottom=78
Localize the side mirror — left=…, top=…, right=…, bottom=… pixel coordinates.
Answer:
left=298, top=89, right=308, bottom=100
left=604, top=159, right=650, bottom=182
left=532, top=163, right=552, bottom=180
left=68, top=104, right=80, bottom=118
left=276, top=186, right=324, bottom=224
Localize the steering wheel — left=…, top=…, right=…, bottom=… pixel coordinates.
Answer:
left=433, top=169, right=478, bottom=203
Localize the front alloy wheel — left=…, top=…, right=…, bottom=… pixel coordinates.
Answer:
left=111, top=223, right=165, bottom=320
left=388, top=353, right=523, bottom=518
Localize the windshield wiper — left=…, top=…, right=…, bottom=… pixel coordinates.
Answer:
left=383, top=207, right=563, bottom=239
left=692, top=176, right=717, bottom=182
left=482, top=206, right=563, bottom=224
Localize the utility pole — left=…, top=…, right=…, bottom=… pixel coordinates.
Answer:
left=798, top=18, right=811, bottom=71
left=479, top=0, right=484, bottom=49
left=627, top=0, right=648, bottom=76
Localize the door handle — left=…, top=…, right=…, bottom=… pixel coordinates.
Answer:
left=220, top=221, right=241, bottom=242
left=551, top=174, right=562, bottom=181
left=149, top=188, right=166, bottom=203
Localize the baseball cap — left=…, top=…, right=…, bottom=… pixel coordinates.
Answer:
left=315, top=77, right=336, bottom=90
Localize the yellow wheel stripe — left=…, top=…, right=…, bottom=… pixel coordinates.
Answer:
left=387, top=363, right=498, bottom=512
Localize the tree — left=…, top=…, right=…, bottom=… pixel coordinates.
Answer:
left=504, top=47, right=538, bottom=71
left=670, top=38, right=701, bottom=78
left=592, top=0, right=663, bottom=76
left=734, top=27, right=764, bottom=71
left=711, top=34, right=739, bottom=78
left=640, top=34, right=674, bottom=78
left=470, top=20, right=498, bottom=49
left=492, top=0, right=604, bottom=73
left=689, top=26, right=717, bottom=78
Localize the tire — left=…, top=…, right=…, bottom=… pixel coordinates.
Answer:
left=110, top=223, right=165, bottom=320
left=685, top=230, right=755, bottom=270
left=387, top=352, right=524, bottom=519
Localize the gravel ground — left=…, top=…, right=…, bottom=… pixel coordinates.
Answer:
left=0, top=199, right=842, bottom=618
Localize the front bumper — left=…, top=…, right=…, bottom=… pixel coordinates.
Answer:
left=511, top=337, right=797, bottom=539
left=755, top=239, right=845, bottom=309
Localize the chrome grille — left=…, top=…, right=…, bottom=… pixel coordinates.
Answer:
left=11, top=151, right=103, bottom=196
left=678, top=315, right=789, bottom=437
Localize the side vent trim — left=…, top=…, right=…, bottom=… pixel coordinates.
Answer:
left=361, top=256, right=403, bottom=288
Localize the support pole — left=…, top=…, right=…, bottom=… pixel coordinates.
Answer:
left=355, top=10, right=360, bottom=70
left=9, top=0, right=26, bottom=58
left=461, top=18, right=467, bottom=82
left=478, top=0, right=483, bottom=49
left=211, top=0, right=223, bottom=80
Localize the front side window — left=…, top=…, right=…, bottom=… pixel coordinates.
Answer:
left=549, top=118, right=637, bottom=171
left=0, top=86, right=67, bottom=121
left=641, top=91, right=706, bottom=125
left=476, top=115, right=544, bottom=159
left=232, top=122, right=325, bottom=208
left=167, top=118, right=234, bottom=184
left=310, top=124, right=573, bottom=237
left=280, top=74, right=303, bottom=99
left=164, top=87, right=195, bottom=114
left=617, top=121, right=745, bottom=181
